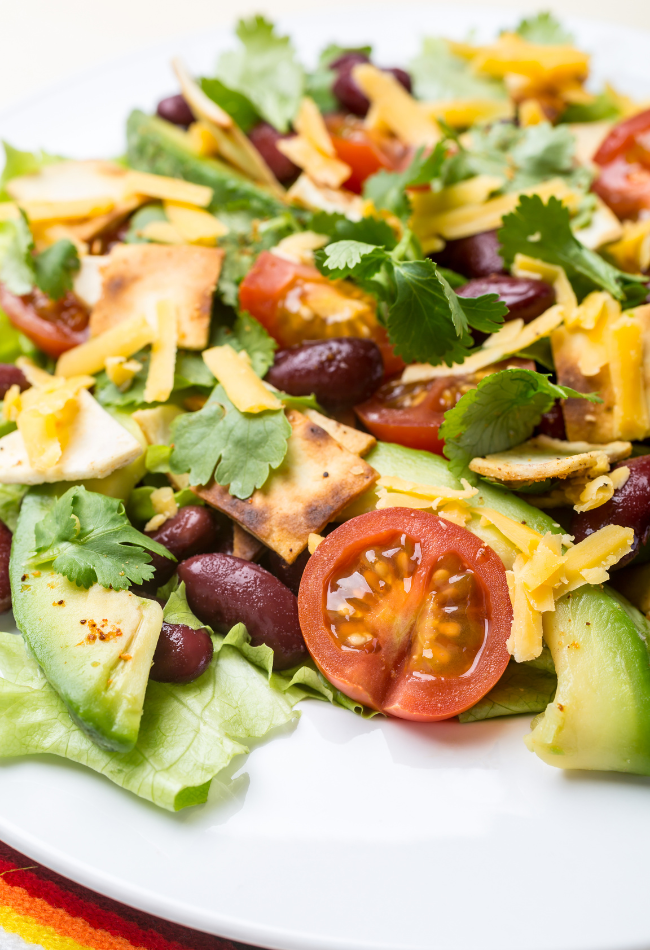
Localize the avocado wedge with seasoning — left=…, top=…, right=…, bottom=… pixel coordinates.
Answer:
left=527, top=588, right=650, bottom=774
left=9, top=488, right=163, bottom=753
left=126, top=110, right=286, bottom=218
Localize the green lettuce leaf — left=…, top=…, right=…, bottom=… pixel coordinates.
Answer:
left=459, top=651, right=557, bottom=722
left=0, top=626, right=297, bottom=811
left=210, top=312, right=277, bottom=377
left=0, top=213, right=34, bottom=295
left=33, top=238, right=80, bottom=300
left=200, top=78, right=260, bottom=133
left=0, top=309, right=38, bottom=364
left=0, top=484, right=28, bottom=532
left=214, top=16, right=303, bottom=132
left=0, top=142, right=61, bottom=201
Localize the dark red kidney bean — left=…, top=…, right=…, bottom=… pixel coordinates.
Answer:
left=144, top=505, right=231, bottom=587
left=178, top=554, right=307, bottom=670
left=457, top=275, right=556, bottom=324
left=0, top=364, right=28, bottom=400
left=0, top=521, right=11, bottom=613
left=571, top=456, right=650, bottom=568
left=432, top=230, right=506, bottom=279
left=329, top=52, right=371, bottom=71
left=536, top=401, right=567, bottom=440
left=149, top=622, right=214, bottom=684
left=264, top=548, right=310, bottom=596
left=332, top=61, right=412, bottom=117
left=387, top=67, right=412, bottom=93
left=265, top=337, right=384, bottom=411
left=156, top=94, right=194, bottom=128
left=248, top=122, right=300, bottom=183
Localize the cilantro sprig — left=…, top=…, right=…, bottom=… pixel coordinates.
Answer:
left=170, top=384, right=291, bottom=499
left=439, top=368, right=600, bottom=477
left=315, top=236, right=507, bottom=366
left=0, top=212, right=80, bottom=300
left=363, top=145, right=448, bottom=219
left=498, top=194, right=647, bottom=305
left=514, top=11, right=574, bottom=45
left=209, top=312, right=277, bottom=377
left=30, top=486, right=174, bottom=591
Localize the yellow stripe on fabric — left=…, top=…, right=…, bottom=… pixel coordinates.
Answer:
left=0, top=905, right=91, bottom=950
left=0, top=877, right=143, bottom=950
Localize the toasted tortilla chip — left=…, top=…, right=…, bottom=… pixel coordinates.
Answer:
left=90, top=243, right=223, bottom=351
left=469, top=434, right=631, bottom=483
left=304, top=409, right=376, bottom=456
left=194, top=409, right=377, bottom=562
left=232, top=524, right=265, bottom=562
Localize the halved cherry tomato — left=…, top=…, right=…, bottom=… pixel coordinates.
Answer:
left=325, top=114, right=409, bottom=194
left=592, top=109, right=650, bottom=219
left=355, top=358, right=535, bottom=455
left=593, top=108, right=650, bottom=167
left=592, top=157, right=650, bottom=221
left=298, top=508, right=512, bottom=721
left=239, top=251, right=404, bottom=374
left=0, top=284, right=89, bottom=358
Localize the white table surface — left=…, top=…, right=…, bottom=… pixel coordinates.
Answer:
left=1, top=0, right=649, bottom=115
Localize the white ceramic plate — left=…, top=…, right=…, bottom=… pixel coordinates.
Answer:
left=2, top=6, right=650, bottom=950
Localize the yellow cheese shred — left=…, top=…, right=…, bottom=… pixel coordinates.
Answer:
left=144, top=300, right=178, bottom=404
left=56, top=313, right=156, bottom=377
left=202, top=344, right=283, bottom=413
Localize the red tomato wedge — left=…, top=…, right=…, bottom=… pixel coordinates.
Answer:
left=593, top=108, right=650, bottom=167
left=592, top=109, right=650, bottom=219
left=298, top=509, right=512, bottom=721
left=239, top=250, right=404, bottom=374
left=355, top=358, right=535, bottom=456
left=0, top=284, right=89, bottom=358
left=325, top=114, right=409, bottom=194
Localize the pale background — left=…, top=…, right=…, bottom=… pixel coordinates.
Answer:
left=1, top=0, right=648, bottom=113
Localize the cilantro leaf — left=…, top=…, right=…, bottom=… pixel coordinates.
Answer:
left=214, top=16, right=303, bottom=132
left=316, top=240, right=388, bottom=280
left=316, top=239, right=507, bottom=366
left=514, top=12, right=574, bottom=45
left=0, top=213, right=34, bottom=295
left=30, top=486, right=174, bottom=591
left=200, top=78, right=260, bottom=133
left=363, top=144, right=447, bottom=219
left=170, top=385, right=291, bottom=498
left=498, top=194, right=645, bottom=301
left=33, top=239, right=80, bottom=300
left=307, top=211, right=397, bottom=249
left=439, top=368, right=600, bottom=477
left=445, top=122, right=589, bottom=195
left=409, top=37, right=507, bottom=102
left=210, top=312, right=277, bottom=377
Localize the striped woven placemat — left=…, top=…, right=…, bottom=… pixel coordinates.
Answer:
left=0, top=841, right=255, bottom=950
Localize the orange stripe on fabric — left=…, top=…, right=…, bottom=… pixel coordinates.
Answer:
left=0, top=878, right=145, bottom=950
left=0, top=905, right=90, bottom=950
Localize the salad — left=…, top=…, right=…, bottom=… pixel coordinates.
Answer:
left=1, top=10, right=650, bottom=813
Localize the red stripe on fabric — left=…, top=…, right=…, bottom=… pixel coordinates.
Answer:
left=0, top=842, right=250, bottom=950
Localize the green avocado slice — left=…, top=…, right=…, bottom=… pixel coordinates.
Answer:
left=9, top=487, right=163, bottom=753
left=125, top=110, right=286, bottom=219
left=526, top=587, right=650, bottom=774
